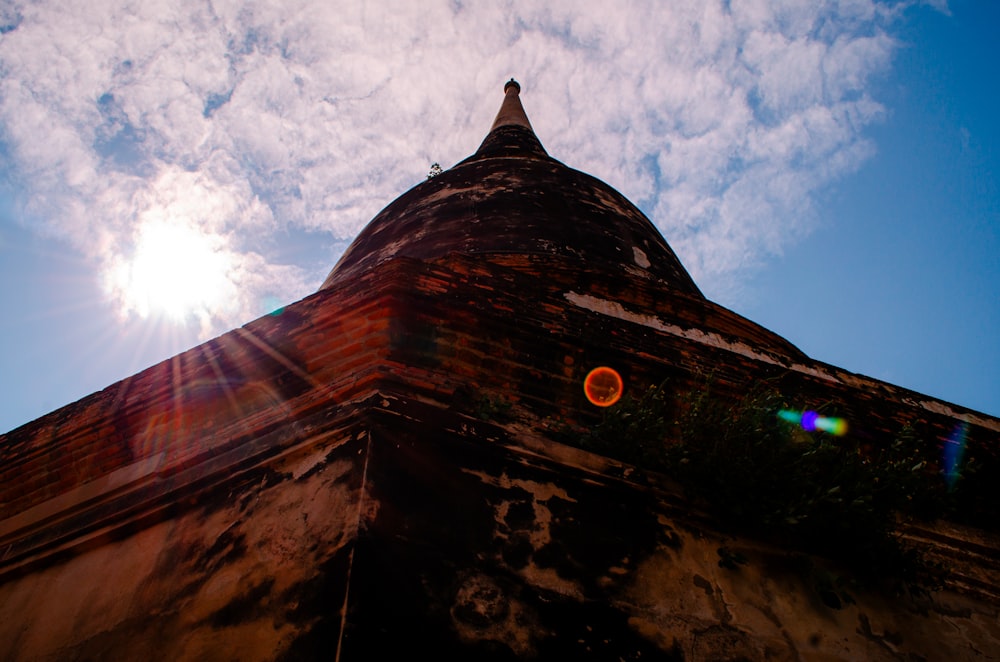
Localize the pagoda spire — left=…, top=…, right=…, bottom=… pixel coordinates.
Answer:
left=489, top=78, right=534, bottom=132
left=472, top=78, right=548, bottom=160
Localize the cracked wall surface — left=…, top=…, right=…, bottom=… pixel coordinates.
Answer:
left=2, top=96, right=999, bottom=659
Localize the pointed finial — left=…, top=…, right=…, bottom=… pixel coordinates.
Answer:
left=472, top=78, right=548, bottom=158
left=489, top=78, right=532, bottom=132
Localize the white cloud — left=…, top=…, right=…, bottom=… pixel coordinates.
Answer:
left=0, top=0, right=918, bottom=335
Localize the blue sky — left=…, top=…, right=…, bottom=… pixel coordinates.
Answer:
left=742, top=0, right=999, bottom=417
left=0, top=0, right=997, bottom=434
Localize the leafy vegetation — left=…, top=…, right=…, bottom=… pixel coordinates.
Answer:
left=571, top=378, right=962, bottom=597
left=472, top=393, right=514, bottom=424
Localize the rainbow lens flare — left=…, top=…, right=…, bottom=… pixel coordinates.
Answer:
left=777, top=409, right=847, bottom=436
left=942, top=422, right=968, bottom=492
left=584, top=367, right=623, bottom=407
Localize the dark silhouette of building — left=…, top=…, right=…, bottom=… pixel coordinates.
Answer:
left=1, top=80, right=998, bottom=660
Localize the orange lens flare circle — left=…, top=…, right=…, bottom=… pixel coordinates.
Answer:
left=584, top=367, right=623, bottom=407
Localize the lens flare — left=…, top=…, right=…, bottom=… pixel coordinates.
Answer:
left=801, top=410, right=819, bottom=432
left=778, top=409, right=847, bottom=436
left=942, top=422, right=968, bottom=491
left=584, top=367, right=623, bottom=407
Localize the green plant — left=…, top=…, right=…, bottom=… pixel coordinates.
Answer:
left=576, top=381, right=672, bottom=469
left=473, top=393, right=514, bottom=423
left=569, top=377, right=957, bottom=597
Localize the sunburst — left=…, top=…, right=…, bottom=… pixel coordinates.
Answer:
left=112, top=221, right=236, bottom=324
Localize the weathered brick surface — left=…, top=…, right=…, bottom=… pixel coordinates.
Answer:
left=0, top=279, right=390, bottom=521
left=1, top=83, right=998, bottom=660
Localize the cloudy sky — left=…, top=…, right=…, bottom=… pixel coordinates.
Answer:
left=0, top=0, right=997, bottom=433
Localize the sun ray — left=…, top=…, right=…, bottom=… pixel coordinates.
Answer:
left=200, top=343, right=247, bottom=419
left=234, top=327, right=331, bottom=394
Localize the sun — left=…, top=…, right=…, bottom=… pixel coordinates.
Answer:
left=113, top=221, right=236, bottom=323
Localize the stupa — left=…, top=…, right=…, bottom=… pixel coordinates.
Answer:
left=1, top=80, right=998, bottom=660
